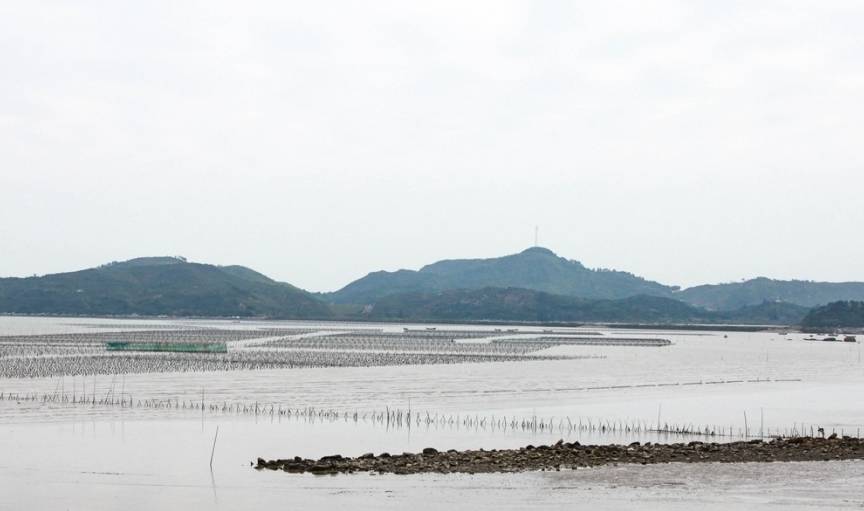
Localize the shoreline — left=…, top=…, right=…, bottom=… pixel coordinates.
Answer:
left=256, top=436, right=864, bottom=475
left=0, top=313, right=790, bottom=332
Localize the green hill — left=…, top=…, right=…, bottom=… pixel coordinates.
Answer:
left=0, top=257, right=330, bottom=318
left=801, top=301, right=864, bottom=329
left=356, top=287, right=807, bottom=325
left=0, top=248, right=855, bottom=325
left=716, top=300, right=810, bottom=325
left=326, top=248, right=864, bottom=311
left=676, top=278, right=864, bottom=310
left=326, top=247, right=678, bottom=304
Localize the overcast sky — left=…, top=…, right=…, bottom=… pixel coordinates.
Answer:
left=1, top=1, right=863, bottom=292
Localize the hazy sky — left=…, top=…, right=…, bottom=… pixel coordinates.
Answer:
left=2, top=1, right=863, bottom=292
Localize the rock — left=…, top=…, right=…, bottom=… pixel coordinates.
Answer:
left=283, top=463, right=306, bottom=473
left=307, top=465, right=336, bottom=474
left=254, top=437, right=864, bottom=476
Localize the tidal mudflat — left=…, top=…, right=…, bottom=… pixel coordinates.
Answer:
left=1, top=316, right=863, bottom=509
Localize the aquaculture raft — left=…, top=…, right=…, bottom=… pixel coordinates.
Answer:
left=105, top=341, right=228, bottom=353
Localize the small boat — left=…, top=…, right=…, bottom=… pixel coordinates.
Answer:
left=804, top=336, right=818, bottom=341
left=821, top=337, right=838, bottom=342
left=844, top=336, right=858, bottom=343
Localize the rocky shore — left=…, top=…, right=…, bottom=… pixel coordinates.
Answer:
left=255, top=436, right=864, bottom=475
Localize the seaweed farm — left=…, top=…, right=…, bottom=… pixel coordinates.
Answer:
left=0, top=326, right=623, bottom=378
left=2, top=316, right=864, bottom=510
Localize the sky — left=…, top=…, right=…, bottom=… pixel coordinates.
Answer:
left=1, top=1, right=863, bottom=292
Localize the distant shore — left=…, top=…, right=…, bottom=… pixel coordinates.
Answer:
left=256, top=436, right=864, bottom=475
left=0, top=313, right=790, bottom=332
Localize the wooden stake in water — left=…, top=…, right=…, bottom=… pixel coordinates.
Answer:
left=760, top=408, right=764, bottom=438
left=210, top=426, right=219, bottom=469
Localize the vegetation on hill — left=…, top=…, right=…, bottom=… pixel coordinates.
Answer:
left=0, top=257, right=330, bottom=318
left=326, top=248, right=864, bottom=311
left=0, top=249, right=856, bottom=325
left=356, top=287, right=808, bottom=325
left=677, top=278, right=864, bottom=310
left=715, top=300, right=810, bottom=325
left=801, top=301, right=864, bottom=329
left=326, top=247, right=678, bottom=304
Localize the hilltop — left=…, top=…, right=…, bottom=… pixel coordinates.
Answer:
left=325, top=247, right=678, bottom=304
left=0, top=257, right=330, bottom=318
left=326, top=248, right=864, bottom=312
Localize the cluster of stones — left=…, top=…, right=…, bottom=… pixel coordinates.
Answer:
left=256, top=436, right=864, bottom=475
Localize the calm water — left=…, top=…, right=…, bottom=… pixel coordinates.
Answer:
left=1, top=316, right=863, bottom=510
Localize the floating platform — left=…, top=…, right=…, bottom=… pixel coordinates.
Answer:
left=105, top=341, right=228, bottom=353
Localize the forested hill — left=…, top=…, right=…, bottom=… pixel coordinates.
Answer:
left=325, top=247, right=678, bottom=304
left=801, top=301, right=864, bottom=329
left=676, top=278, right=864, bottom=310
left=357, top=287, right=810, bottom=325
left=0, top=257, right=331, bottom=318
left=2, top=250, right=861, bottom=326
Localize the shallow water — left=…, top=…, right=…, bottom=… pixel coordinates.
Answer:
left=1, top=316, right=862, bottom=509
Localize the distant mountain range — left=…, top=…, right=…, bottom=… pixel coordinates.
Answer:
left=324, top=247, right=677, bottom=304
left=2, top=248, right=864, bottom=326
left=361, top=287, right=810, bottom=325
left=676, top=278, right=864, bottom=310
left=326, top=247, right=864, bottom=311
left=0, top=257, right=330, bottom=318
